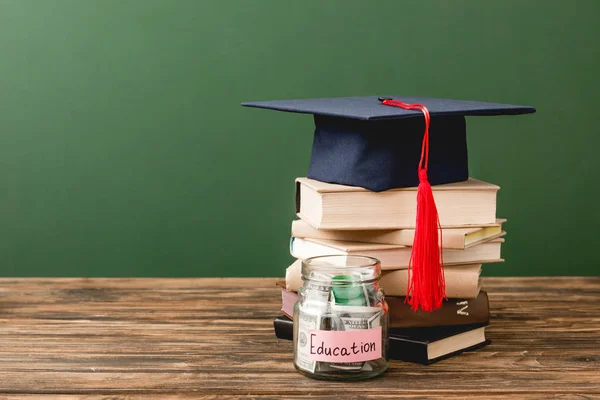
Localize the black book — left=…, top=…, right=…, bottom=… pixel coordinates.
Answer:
left=273, top=315, right=490, bottom=365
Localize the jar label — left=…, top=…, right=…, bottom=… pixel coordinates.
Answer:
left=307, top=327, right=382, bottom=363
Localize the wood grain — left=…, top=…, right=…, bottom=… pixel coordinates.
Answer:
left=0, top=277, right=599, bottom=398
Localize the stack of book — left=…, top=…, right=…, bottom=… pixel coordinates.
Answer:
left=274, top=176, right=505, bottom=364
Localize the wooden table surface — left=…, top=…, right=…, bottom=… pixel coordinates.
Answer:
left=0, top=277, right=599, bottom=399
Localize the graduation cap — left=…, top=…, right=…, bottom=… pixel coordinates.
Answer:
left=242, top=96, right=535, bottom=312
left=242, top=96, right=535, bottom=192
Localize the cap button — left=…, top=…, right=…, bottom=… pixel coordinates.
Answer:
left=378, top=97, right=393, bottom=103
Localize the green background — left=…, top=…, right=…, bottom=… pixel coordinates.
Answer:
left=1, top=0, right=598, bottom=277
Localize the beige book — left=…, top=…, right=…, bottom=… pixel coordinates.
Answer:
left=291, top=219, right=506, bottom=250
left=290, top=237, right=503, bottom=270
left=285, top=260, right=481, bottom=298
left=296, top=177, right=499, bottom=230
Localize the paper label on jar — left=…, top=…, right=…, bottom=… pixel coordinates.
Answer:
left=328, top=306, right=381, bottom=370
left=307, top=327, right=382, bottom=363
left=295, top=309, right=321, bottom=373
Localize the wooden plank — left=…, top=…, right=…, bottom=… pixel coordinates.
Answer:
left=0, top=277, right=599, bottom=398
left=1, top=395, right=599, bottom=400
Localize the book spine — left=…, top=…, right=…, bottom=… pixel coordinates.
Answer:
left=279, top=288, right=489, bottom=328
left=387, top=292, right=490, bottom=329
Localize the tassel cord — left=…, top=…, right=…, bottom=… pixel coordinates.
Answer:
left=380, top=99, right=446, bottom=311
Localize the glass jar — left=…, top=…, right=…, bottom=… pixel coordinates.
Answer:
left=293, top=255, right=389, bottom=380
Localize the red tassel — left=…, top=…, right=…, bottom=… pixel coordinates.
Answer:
left=380, top=99, right=446, bottom=312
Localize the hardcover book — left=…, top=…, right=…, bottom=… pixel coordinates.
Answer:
left=273, top=316, right=490, bottom=365
left=291, top=219, right=506, bottom=250
left=296, top=177, right=499, bottom=230
left=290, top=238, right=503, bottom=270
left=285, top=261, right=482, bottom=298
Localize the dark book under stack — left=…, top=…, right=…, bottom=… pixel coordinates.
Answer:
left=241, top=95, right=535, bottom=365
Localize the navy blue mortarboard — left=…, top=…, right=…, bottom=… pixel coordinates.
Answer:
left=242, top=96, right=535, bottom=192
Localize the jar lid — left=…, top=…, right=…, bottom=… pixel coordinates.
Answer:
left=301, top=255, right=381, bottom=285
